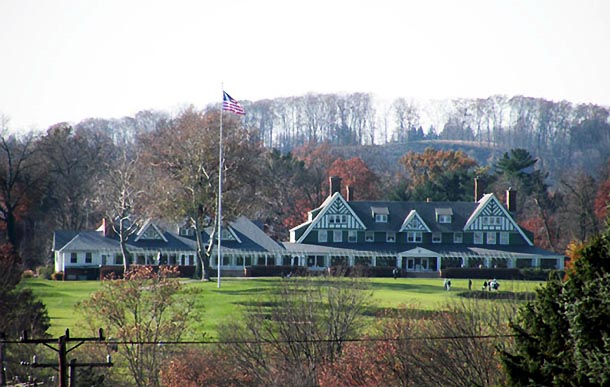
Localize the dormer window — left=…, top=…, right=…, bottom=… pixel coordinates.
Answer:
left=372, top=207, right=389, bottom=223
left=375, top=214, right=388, bottom=223
left=436, top=208, right=453, bottom=223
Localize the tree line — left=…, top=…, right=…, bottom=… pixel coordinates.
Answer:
left=1, top=101, right=610, bottom=273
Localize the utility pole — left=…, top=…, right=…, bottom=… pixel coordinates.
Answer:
left=20, top=328, right=112, bottom=387
left=0, top=332, right=6, bottom=387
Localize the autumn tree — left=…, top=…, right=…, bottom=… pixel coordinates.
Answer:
left=293, top=141, right=337, bottom=207
left=398, top=148, right=478, bottom=193
left=257, top=149, right=312, bottom=238
left=77, top=266, right=197, bottom=387
left=327, top=157, right=380, bottom=200
left=139, top=107, right=261, bottom=280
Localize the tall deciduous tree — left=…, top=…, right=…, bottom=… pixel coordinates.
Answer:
left=0, top=126, right=44, bottom=250
left=96, top=149, right=144, bottom=273
left=399, top=148, right=478, bottom=191
left=139, top=107, right=260, bottom=280
left=327, top=157, right=380, bottom=200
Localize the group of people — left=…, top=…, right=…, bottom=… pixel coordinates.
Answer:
left=482, top=279, right=500, bottom=291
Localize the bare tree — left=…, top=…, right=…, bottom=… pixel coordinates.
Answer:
left=96, top=149, right=144, bottom=272
left=139, top=107, right=261, bottom=280
left=220, top=275, right=371, bottom=386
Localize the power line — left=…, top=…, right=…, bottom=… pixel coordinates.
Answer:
left=3, top=333, right=516, bottom=347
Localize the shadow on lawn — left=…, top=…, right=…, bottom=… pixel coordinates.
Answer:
left=370, top=282, right=442, bottom=294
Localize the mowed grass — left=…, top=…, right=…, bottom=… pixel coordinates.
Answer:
left=24, top=277, right=544, bottom=338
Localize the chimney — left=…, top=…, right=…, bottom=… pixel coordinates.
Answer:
left=506, top=187, right=517, bottom=213
left=346, top=185, right=354, bottom=201
left=97, top=218, right=113, bottom=237
left=474, top=176, right=485, bottom=202
left=329, top=176, right=342, bottom=196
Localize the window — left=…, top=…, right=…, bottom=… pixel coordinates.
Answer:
left=318, top=230, right=328, bottom=243
left=432, top=232, right=442, bottom=243
left=500, top=232, right=509, bottom=245
left=85, top=252, right=92, bottom=264
left=115, top=254, right=123, bottom=265
left=407, top=231, right=422, bottom=243
left=376, top=256, right=395, bottom=267
left=70, top=252, right=77, bottom=264
left=328, top=214, right=347, bottom=225
left=438, top=215, right=452, bottom=224
left=482, top=216, right=502, bottom=226
left=487, top=232, right=497, bottom=245
left=473, top=232, right=483, bottom=244
left=355, top=256, right=372, bottom=266
left=375, top=214, right=388, bottom=223
left=365, top=231, right=374, bottom=242
left=453, top=232, right=463, bottom=243
left=386, top=232, right=396, bottom=243
left=348, top=230, right=357, bottom=243
left=307, top=255, right=325, bottom=267
left=333, top=230, right=343, bottom=242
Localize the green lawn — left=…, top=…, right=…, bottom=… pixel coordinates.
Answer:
left=24, top=277, right=544, bottom=338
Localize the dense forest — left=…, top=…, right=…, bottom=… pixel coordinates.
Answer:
left=1, top=93, right=609, bottom=270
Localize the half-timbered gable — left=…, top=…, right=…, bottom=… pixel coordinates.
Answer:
left=294, top=192, right=366, bottom=243
left=464, top=194, right=533, bottom=245
left=400, top=210, right=431, bottom=232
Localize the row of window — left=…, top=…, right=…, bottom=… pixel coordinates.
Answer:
left=318, top=230, right=511, bottom=245
left=68, top=252, right=195, bottom=265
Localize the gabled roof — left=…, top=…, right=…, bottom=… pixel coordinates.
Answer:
left=202, top=216, right=284, bottom=253
left=400, top=210, right=431, bottom=232
left=134, top=220, right=168, bottom=243
left=293, top=192, right=366, bottom=243
left=464, top=194, right=533, bottom=246
left=347, top=200, right=478, bottom=233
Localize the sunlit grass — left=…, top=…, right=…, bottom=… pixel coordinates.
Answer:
left=24, top=276, right=544, bottom=338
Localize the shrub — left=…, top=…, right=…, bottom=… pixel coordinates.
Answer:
left=51, top=271, right=64, bottom=281
left=21, top=269, right=35, bottom=279
left=37, top=265, right=54, bottom=280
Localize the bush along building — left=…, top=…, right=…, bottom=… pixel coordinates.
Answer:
left=284, top=177, right=565, bottom=277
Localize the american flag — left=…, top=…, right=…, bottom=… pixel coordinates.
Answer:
left=222, top=91, right=245, bottom=115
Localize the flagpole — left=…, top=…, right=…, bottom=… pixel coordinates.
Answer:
left=217, top=84, right=223, bottom=289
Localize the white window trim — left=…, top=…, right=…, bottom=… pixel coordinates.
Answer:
left=453, top=232, right=463, bottom=243
left=500, top=232, right=509, bottom=245
left=474, top=232, right=483, bottom=245
left=365, top=231, right=374, bottom=242
left=386, top=232, right=396, bottom=243
left=318, top=230, right=328, bottom=243
left=432, top=232, right=442, bottom=243
left=348, top=230, right=357, bottom=243
left=334, top=230, right=343, bottom=242
left=487, top=232, right=497, bottom=245
left=407, top=231, right=422, bottom=243
left=375, top=214, right=388, bottom=223
left=438, top=215, right=452, bottom=224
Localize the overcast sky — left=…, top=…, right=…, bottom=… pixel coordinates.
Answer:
left=1, top=0, right=609, bottom=132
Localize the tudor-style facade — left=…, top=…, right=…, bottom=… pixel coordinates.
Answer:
left=286, top=185, right=565, bottom=273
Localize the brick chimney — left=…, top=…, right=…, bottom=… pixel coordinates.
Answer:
left=97, top=218, right=114, bottom=237
left=329, top=176, right=342, bottom=197
left=346, top=185, right=354, bottom=201
left=506, top=187, right=517, bottom=213
left=474, top=176, right=485, bottom=202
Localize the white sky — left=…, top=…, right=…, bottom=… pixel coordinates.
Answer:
left=1, top=0, right=609, bottom=132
